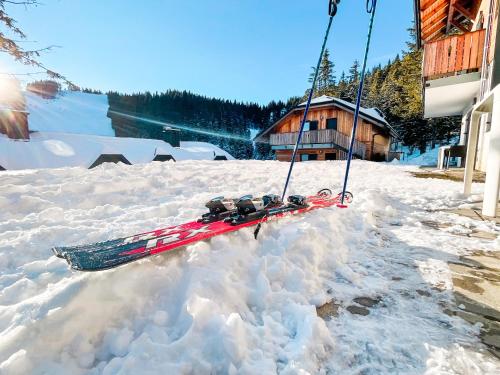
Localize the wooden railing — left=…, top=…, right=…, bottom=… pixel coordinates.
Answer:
left=423, top=29, right=485, bottom=79
left=270, top=129, right=366, bottom=158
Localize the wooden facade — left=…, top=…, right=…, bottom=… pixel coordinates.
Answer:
left=423, top=28, right=486, bottom=79
left=256, top=99, right=395, bottom=162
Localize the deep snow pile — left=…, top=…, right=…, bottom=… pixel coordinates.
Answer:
left=25, top=91, right=115, bottom=137
left=0, top=161, right=499, bottom=374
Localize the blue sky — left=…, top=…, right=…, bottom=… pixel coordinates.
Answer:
left=0, top=0, right=414, bottom=104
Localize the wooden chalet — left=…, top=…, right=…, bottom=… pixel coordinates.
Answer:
left=255, top=95, right=398, bottom=162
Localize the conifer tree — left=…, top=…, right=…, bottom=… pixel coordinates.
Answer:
left=346, top=60, right=361, bottom=102
left=309, top=48, right=336, bottom=97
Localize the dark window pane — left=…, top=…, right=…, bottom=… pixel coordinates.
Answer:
left=309, top=121, right=318, bottom=131
left=326, top=118, right=337, bottom=130
left=325, top=153, right=336, bottom=160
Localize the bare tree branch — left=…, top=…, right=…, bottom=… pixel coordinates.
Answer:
left=1, top=1, right=39, bottom=7
left=0, top=0, right=75, bottom=88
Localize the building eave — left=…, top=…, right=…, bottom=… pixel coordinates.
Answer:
left=414, top=0, right=422, bottom=49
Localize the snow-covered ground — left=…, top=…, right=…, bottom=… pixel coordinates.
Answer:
left=0, top=161, right=499, bottom=374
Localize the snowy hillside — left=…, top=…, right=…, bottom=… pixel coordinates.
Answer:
left=25, top=91, right=115, bottom=136
left=0, top=161, right=498, bottom=374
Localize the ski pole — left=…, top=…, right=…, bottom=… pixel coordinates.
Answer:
left=339, top=0, right=377, bottom=206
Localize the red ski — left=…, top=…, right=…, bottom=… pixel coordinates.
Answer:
left=53, top=191, right=351, bottom=271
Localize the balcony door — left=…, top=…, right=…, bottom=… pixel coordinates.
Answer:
left=303, top=120, right=318, bottom=132
left=326, top=118, right=337, bottom=130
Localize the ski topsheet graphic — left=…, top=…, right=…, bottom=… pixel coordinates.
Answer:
left=53, top=191, right=351, bottom=271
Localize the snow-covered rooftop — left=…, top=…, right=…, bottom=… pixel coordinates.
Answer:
left=0, top=91, right=235, bottom=170
left=298, top=95, right=389, bottom=126
left=0, top=132, right=234, bottom=170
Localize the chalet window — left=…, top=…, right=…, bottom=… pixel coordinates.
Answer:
left=325, top=153, right=336, bottom=160
left=326, top=118, right=338, bottom=130
left=303, top=120, right=318, bottom=132
left=300, top=153, right=318, bottom=161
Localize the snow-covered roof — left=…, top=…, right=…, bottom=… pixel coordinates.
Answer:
left=0, top=132, right=234, bottom=170
left=256, top=95, right=398, bottom=141
left=298, top=95, right=389, bottom=126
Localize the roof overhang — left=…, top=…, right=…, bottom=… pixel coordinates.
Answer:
left=423, top=72, right=481, bottom=117
left=415, top=0, right=482, bottom=47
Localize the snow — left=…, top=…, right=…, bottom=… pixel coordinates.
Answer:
left=0, top=161, right=498, bottom=374
left=180, top=141, right=235, bottom=160
left=25, top=91, right=115, bottom=137
left=402, top=145, right=440, bottom=166
left=0, top=132, right=234, bottom=170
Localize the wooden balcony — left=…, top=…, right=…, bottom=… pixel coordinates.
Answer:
left=270, top=129, right=366, bottom=158
left=423, top=29, right=485, bottom=80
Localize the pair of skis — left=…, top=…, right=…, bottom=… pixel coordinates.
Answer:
left=53, top=190, right=352, bottom=271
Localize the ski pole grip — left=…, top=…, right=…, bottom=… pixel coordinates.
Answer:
left=329, top=0, right=340, bottom=16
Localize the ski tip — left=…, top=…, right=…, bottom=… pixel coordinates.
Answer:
left=254, top=223, right=262, bottom=240
left=52, top=246, right=66, bottom=259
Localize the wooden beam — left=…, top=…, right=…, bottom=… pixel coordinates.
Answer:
left=421, top=0, right=448, bottom=17
left=422, top=14, right=448, bottom=37
left=420, top=0, right=437, bottom=11
left=421, top=2, right=449, bottom=30
left=423, top=20, right=447, bottom=40
left=446, top=0, right=456, bottom=34
left=454, top=3, right=475, bottom=21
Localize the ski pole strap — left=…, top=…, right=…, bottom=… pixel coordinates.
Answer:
left=340, top=0, right=377, bottom=204
left=280, top=12, right=336, bottom=202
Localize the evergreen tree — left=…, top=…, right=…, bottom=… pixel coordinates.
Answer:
left=336, top=72, right=350, bottom=101
left=308, top=48, right=336, bottom=97
left=346, top=60, right=361, bottom=102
